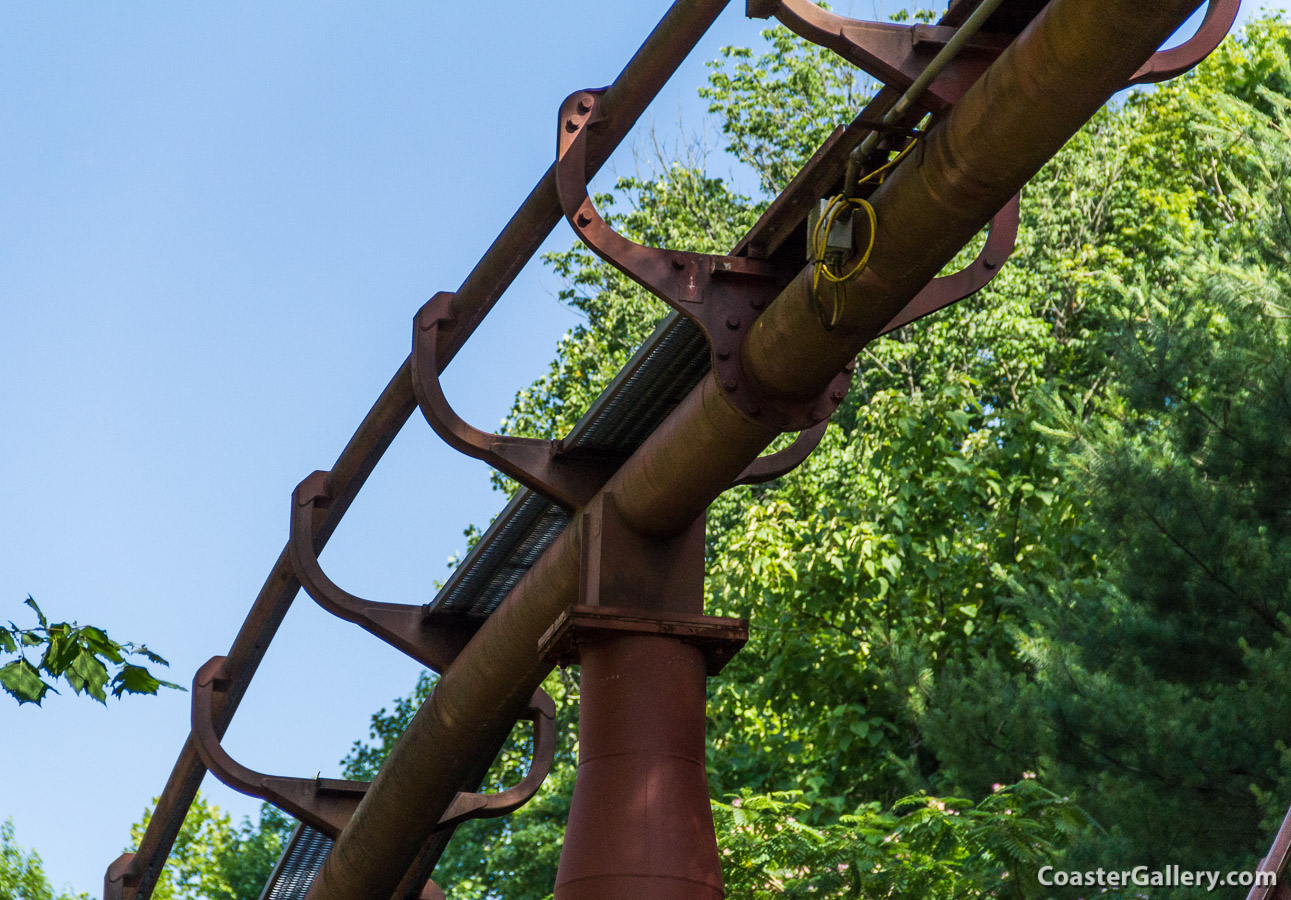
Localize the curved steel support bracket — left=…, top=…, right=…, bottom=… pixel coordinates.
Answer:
left=1129, top=0, right=1240, bottom=86
left=437, top=689, right=558, bottom=829
left=735, top=419, right=830, bottom=485
left=191, top=656, right=370, bottom=838
left=747, top=0, right=1012, bottom=112
left=412, top=292, right=623, bottom=510
left=879, top=192, right=1020, bottom=335
left=556, top=89, right=852, bottom=432
left=289, top=470, right=475, bottom=672
left=192, top=657, right=557, bottom=837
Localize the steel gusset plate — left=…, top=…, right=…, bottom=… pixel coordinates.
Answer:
left=556, top=88, right=853, bottom=436
left=191, top=656, right=556, bottom=838
left=288, top=470, right=475, bottom=673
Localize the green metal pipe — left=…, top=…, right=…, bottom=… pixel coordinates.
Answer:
left=306, top=1, right=1204, bottom=897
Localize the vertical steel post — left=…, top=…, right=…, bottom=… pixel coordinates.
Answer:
left=539, top=495, right=746, bottom=898
left=557, top=635, right=721, bottom=899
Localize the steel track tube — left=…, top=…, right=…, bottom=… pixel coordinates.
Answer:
left=845, top=0, right=1008, bottom=192
left=304, top=1, right=1203, bottom=898
left=112, top=3, right=731, bottom=896
left=742, top=0, right=1204, bottom=399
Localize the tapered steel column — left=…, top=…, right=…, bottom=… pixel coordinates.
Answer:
left=305, top=2, right=1205, bottom=897
left=557, top=635, right=721, bottom=900
left=541, top=498, right=742, bottom=899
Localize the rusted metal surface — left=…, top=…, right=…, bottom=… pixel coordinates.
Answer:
left=738, top=0, right=1212, bottom=405
left=553, top=634, right=724, bottom=900
left=578, top=494, right=707, bottom=613
left=110, top=1, right=732, bottom=894
left=303, top=4, right=1214, bottom=898
left=541, top=606, right=748, bottom=677
left=748, top=0, right=1010, bottom=115
left=192, top=657, right=371, bottom=837
left=1249, top=803, right=1291, bottom=900
left=423, top=0, right=1031, bottom=627
left=435, top=690, right=557, bottom=829
left=442, top=0, right=736, bottom=344
left=734, top=418, right=829, bottom=485
left=839, top=0, right=1009, bottom=194
left=879, top=193, right=1020, bottom=335
left=412, top=292, right=625, bottom=510
left=192, top=654, right=557, bottom=837
left=1130, top=0, right=1242, bottom=85
left=104, top=853, right=135, bottom=900
left=114, top=0, right=1245, bottom=894
left=943, top=0, right=1045, bottom=32
left=541, top=498, right=742, bottom=899
left=557, top=87, right=852, bottom=432
left=290, top=471, right=474, bottom=673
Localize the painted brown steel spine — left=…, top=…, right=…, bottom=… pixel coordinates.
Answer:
left=303, top=1, right=1205, bottom=897
left=108, top=2, right=732, bottom=896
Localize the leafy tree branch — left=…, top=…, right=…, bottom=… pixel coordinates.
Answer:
left=1, top=596, right=182, bottom=706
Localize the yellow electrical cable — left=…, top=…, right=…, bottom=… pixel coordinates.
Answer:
left=808, top=138, right=917, bottom=330
left=810, top=194, right=877, bottom=330
left=857, top=137, right=918, bottom=188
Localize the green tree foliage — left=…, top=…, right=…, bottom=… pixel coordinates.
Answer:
left=715, top=779, right=1088, bottom=899
left=128, top=796, right=292, bottom=900
left=343, top=14, right=1291, bottom=900
left=0, top=820, right=87, bottom=900
left=1, top=597, right=180, bottom=706
left=920, top=32, right=1291, bottom=891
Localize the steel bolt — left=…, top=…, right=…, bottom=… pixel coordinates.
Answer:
left=671, top=258, right=686, bottom=270
left=831, top=389, right=846, bottom=402
left=726, top=316, right=741, bottom=330
left=576, top=97, right=594, bottom=114
left=750, top=297, right=765, bottom=310
left=722, top=376, right=738, bottom=392
left=716, top=348, right=731, bottom=361
left=565, top=118, right=579, bottom=133
left=576, top=212, right=593, bottom=228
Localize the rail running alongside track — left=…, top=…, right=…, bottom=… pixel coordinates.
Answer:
left=105, top=0, right=1238, bottom=897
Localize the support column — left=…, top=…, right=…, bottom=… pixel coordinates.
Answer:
left=540, top=495, right=746, bottom=900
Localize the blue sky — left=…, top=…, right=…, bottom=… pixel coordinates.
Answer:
left=1, top=1, right=1284, bottom=895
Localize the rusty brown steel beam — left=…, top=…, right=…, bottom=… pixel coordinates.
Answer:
left=304, top=1, right=1205, bottom=897
left=109, top=2, right=732, bottom=896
